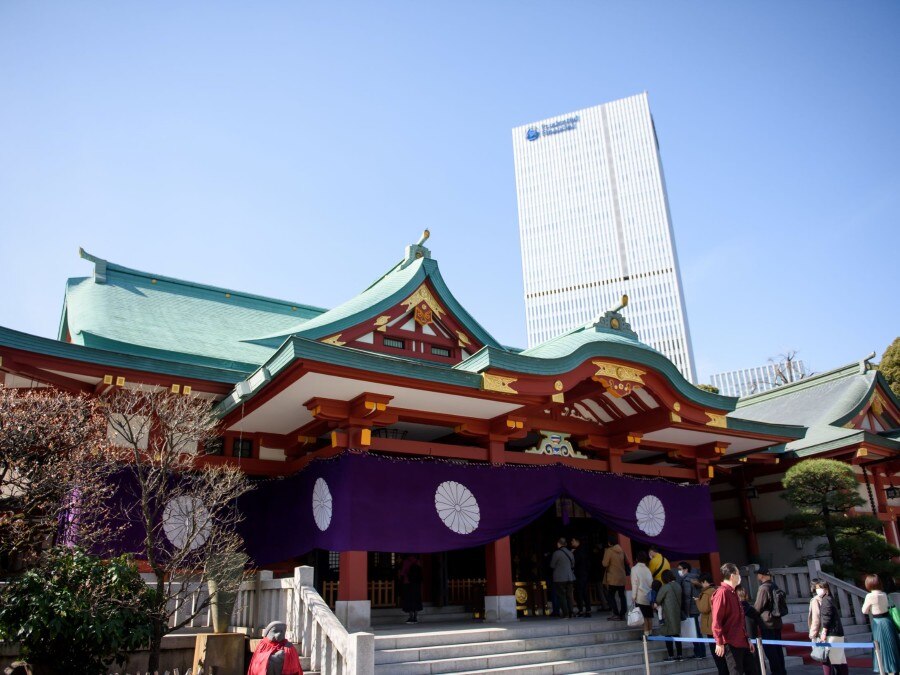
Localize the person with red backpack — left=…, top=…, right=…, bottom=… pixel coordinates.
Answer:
left=753, top=566, right=787, bottom=675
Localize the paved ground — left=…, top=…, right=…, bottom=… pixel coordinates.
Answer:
left=790, top=666, right=871, bottom=674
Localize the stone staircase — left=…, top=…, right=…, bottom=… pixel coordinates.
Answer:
left=371, top=617, right=804, bottom=674
left=780, top=599, right=873, bottom=668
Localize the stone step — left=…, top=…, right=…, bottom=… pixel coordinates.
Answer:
left=373, top=619, right=641, bottom=650
left=376, top=631, right=644, bottom=664
left=433, top=654, right=805, bottom=675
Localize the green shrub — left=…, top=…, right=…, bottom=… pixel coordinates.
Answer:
left=0, top=547, right=155, bottom=675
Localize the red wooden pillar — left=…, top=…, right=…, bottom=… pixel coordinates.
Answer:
left=338, top=550, right=368, bottom=601
left=737, top=480, right=760, bottom=559
left=486, top=536, right=514, bottom=596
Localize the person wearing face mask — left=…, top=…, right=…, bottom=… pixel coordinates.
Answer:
left=816, top=580, right=849, bottom=675
left=712, top=562, right=754, bottom=674
left=753, top=567, right=787, bottom=675
left=807, top=578, right=824, bottom=646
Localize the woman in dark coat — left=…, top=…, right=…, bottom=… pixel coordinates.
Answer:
left=399, top=554, right=423, bottom=624
left=737, top=585, right=763, bottom=675
left=816, top=580, right=849, bottom=675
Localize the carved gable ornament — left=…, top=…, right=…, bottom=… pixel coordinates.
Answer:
left=402, top=285, right=446, bottom=326
left=526, top=430, right=587, bottom=459
left=592, top=360, right=646, bottom=398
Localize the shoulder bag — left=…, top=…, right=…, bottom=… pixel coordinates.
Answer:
left=627, top=605, right=644, bottom=627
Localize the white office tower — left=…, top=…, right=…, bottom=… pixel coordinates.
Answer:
left=710, top=360, right=808, bottom=398
left=513, top=92, right=696, bottom=382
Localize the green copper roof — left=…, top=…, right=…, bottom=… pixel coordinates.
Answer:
left=61, top=250, right=325, bottom=370
left=730, top=359, right=877, bottom=427
left=728, top=357, right=900, bottom=458
left=455, top=309, right=740, bottom=414
left=244, top=253, right=503, bottom=350
left=0, top=325, right=247, bottom=384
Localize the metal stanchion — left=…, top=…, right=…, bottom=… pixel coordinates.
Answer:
left=874, top=637, right=886, bottom=675
left=642, top=634, right=651, bottom=675
left=756, top=636, right=768, bottom=674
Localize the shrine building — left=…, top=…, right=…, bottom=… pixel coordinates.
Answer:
left=1, top=233, right=898, bottom=628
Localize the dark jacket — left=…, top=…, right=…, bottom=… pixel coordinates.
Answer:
left=679, top=569, right=700, bottom=616
left=819, top=595, right=845, bottom=637
left=741, top=600, right=764, bottom=639
left=753, top=580, right=783, bottom=630
left=573, top=546, right=590, bottom=581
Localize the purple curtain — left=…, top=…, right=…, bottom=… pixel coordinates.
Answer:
left=238, top=452, right=717, bottom=565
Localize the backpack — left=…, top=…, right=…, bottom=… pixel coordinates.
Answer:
left=770, top=584, right=789, bottom=618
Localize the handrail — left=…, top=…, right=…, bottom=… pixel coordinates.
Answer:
left=292, top=566, right=374, bottom=675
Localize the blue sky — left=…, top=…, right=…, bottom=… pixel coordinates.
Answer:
left=1, top=1, right=897, bottom=383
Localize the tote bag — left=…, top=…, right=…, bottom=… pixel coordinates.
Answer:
left=889, top=604, right=900, bottom=633
left=810, top=643, right=830, bottom=663
left=627, top=605, right=644, bottom=627
left=680, top=617, right=697, bottom=638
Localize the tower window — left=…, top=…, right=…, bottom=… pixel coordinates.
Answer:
left=383, top=337, right=405, bottom=349
left=431, top=346, right=451, bottom=357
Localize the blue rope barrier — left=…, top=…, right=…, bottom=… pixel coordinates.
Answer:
left=645, top=636, right=874, bottom=649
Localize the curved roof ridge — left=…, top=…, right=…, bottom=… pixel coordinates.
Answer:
left=735, top=354, right=876, bottom=408
left=77, top=248, right=327, bottom=314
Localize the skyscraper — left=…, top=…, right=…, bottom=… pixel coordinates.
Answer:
left=512, top=92, right=696, bottom=382
left=710, top=360, right=808, bottom=398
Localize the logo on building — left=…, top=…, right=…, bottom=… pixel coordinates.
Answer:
left=526, top=116, right=581, bottom=142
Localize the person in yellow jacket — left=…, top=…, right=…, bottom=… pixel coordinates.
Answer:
left=648, top=545, right=670, bottom=582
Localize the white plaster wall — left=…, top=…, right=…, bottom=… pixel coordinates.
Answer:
left=259, top=446, right=286, bottom=462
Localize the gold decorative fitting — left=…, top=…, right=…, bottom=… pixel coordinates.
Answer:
left=171, top=384, right=180, bottom=394
left=456, top=330, right=471, bottom=347
left=552, top=393, right=565, bottom=404
left=115, top=376, right=125, bottom=387
left=360, top=428, right=372, bottom=446
left=592, top=361, right=646, bottom=385
left=291, top=306, right=297, bottom=311
left=482, top=373, right=518, bottom=394
left=402, top=285, right=446, bottom=322
left=872, top=395, right=884, bottom=417
left=322, top=334, right=347, bottom=347
left=225, top=293, right=231, bottom=298
left=554, top=380, right=564, bottom=391
left=708, top=466, right=715, bottom=479
left=374, top=315, right=391, bottom=332
left=705, top=412, right=727, bottom=428
left=610, top=318, right=620, bottom=329
left=182, top=386, right=191, bottom=395
left=151, top=279, right=157, bottom=284
left=669, top=412, right=682, bottom=423
left=856, top=447, right=868, bottom=458
left=626, top=434, right=642, bottom=445
left=103, top=374, right=113, bottom=385
left=673, top=402, right=681, bottom=412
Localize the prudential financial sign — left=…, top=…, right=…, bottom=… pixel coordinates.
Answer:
left=525, top=115, right=580, bottom=142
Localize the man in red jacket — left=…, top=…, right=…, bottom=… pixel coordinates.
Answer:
left=711, top=562, right=754, bottom=674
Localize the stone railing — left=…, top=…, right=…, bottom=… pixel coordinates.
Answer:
left=742, top=560, right=868, bottom=627
left=292, top=566, right=374, bottom=675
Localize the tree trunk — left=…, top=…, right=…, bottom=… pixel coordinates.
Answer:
left=823, top=507, right=840, bottom=574
left=147, top=618, right=165, bottom=673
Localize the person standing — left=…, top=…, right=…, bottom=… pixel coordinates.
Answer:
left=807, top=578, right=823, bottom=643
left=399, top=554, right=423, bottom=624
left=861, top=573, right=900, bottom=675
left=816, top=580, right=849, bottom=675
left=753, top=567, right=787, bottom=675
left=648, top=544, right=670, bottom=582
left=736, top=585, right=763, bottom=675
left=697, top=572, right=727, bottom=675
left=630, top=549, right=654, bottom=635
left=602, top=535, right=627, bottom=621
left=570, top=536, right=591, bottom=617
left=550, top=537, right=576, bottom=618
left=655, top=569, right=684, bottom=661
left=712, top=562, right=754, bottom=674
left=677, top=561, right=705, bottom=659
